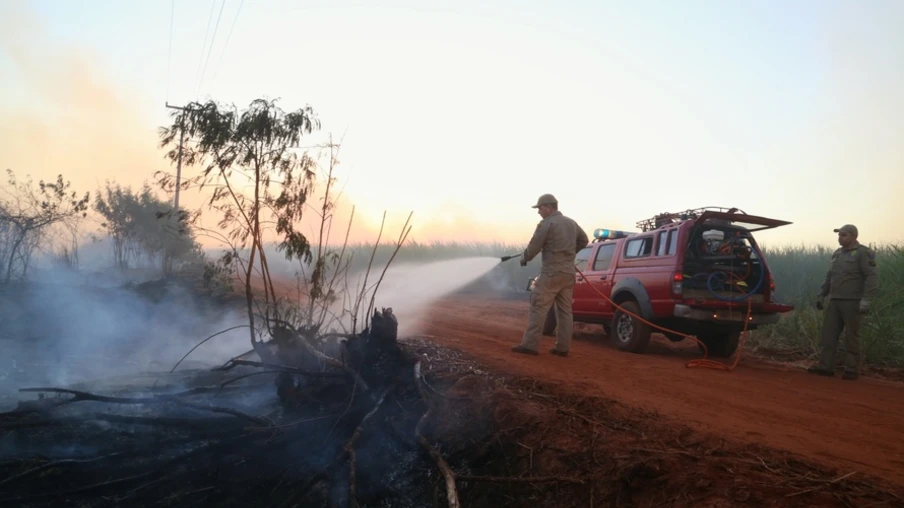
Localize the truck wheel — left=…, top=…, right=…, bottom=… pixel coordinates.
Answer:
left=542, top=308, right=556, bottom=336
left=697, top=331, right=741, bottom=358
left=612, top=301, right=652, bottom=353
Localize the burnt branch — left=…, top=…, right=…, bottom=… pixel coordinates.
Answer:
left=167, top=324, right=251, bottom=374
left=413, top=361, right=460, bottom=508
left=0, top=453, right=126, bottom=488
left=160, top=397, right=271, bottom=427
left=16, top=387, right=271, bottom=427
left=345, top=384, right=397, bottom=508
left=216, top=359, right=349, bottom=378
left=215, top=370, right=282, bottom=395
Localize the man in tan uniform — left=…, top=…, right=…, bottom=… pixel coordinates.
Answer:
left=807, top=224, right=879, bottom=380
left=511, top=194, right=589, bottom=357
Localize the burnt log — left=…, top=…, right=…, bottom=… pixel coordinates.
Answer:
left=271, top=308, right=413, bottom=407
left=344, top=308, right=413, bottom=390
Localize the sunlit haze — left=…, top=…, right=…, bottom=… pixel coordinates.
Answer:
left=2, top=0, right=902, bottom=249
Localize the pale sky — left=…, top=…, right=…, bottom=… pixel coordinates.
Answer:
left=1, top=0, right=902, bottom=249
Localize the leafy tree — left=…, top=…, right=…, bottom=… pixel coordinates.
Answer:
left=157, top=98, right=322, bottom=353
left=93, top=181, right=200, bottom=273
left=0, top=170, right=89, bottom=283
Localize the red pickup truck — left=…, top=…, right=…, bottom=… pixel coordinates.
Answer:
left=528, top=207, right=794, bottom=357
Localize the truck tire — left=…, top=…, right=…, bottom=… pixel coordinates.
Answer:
left=612, top=301, right=652, bottom=353
left=697, top=331, right=741, bottom=358
left=542, top=308, right=556, bottom=336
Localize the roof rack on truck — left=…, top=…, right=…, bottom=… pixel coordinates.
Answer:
left=635, top=207, right=746, bottom=232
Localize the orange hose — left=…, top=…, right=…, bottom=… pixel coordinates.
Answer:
left=573, top=266, right=753, bottom=372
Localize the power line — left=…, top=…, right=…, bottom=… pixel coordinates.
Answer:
left=210, top=0, right=244, bottom=84
left=196, top=0, right=226, bottom=100
left=194, top=0, right=217, bottom=99
left=166, top=0, right=175, bottom=103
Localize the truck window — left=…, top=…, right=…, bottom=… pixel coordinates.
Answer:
left=624, top=237, right=653, bottom=258
left=592, top=243, right=616, bottom=271
left=657, top=230, right=678, bottom=256
left=575, top=246, right=593, bottom=271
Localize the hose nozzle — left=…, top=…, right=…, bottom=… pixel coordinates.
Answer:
left=500, top=253, right=521, bottom=263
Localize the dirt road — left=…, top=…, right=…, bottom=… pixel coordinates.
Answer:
left=417, top=295, right=904, bottom=486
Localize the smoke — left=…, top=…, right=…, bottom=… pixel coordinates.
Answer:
left=0, top=266, right=251, bottom=410
left=0, top=5, right=171, bottom=204
left=342, top=256, right=502, bottom=337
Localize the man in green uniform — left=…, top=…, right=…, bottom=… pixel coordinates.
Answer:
left=511, top=194, right=589, bottom=358
left=807, top=224, right=879, bottom=380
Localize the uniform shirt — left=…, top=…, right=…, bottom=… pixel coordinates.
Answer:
left=819, top=242, right=879, bottom=300
left=523, top=210, right=589, bottom=276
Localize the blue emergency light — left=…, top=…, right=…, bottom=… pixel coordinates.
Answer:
left=593, top=228, right=631, bottom=240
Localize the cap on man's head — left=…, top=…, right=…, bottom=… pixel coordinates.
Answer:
left=532, top=193, right=558, bottom=208
left=833, top=224, right=858, bottom=237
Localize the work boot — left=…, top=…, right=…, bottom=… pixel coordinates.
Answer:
left=511, top=345, right=539, bottom=356
left=549, top=348, right=568, bottom=357
left=841, top=370, right=859, bottom=381
left=806, top=365, right=834, bottom=377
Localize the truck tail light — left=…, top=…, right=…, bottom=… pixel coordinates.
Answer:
left=672, top=272, right=683, bottom=296
left=767, top=273, right=776, bottom=302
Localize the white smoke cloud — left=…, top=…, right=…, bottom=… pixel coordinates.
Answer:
left=0, top=267, right=250, bottom=409
left=358, top=256, right=503, bottom=336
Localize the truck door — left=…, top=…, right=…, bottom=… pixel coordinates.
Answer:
left=571, top=246, right=595, bottom=314
left=582, top=242, right=617, bottom=316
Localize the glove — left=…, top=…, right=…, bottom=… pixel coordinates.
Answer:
left=519, top=254, right=527, bottom=267
left=815, top=294, right=824, bottom=310
left=859, top=299, right=870, bottom=314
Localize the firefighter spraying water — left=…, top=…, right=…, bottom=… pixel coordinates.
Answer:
left=507, top=194, right=589, bottom=358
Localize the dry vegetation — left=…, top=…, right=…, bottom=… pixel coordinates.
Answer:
left=4, top=334, right=903, bottom=507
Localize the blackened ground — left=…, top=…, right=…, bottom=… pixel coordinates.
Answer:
left=1, top=339, right=903, bottom=507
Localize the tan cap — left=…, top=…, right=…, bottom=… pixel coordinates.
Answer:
left=531, top=193, right=558, bottom=208
left=833, top=224, right=858, bottom=236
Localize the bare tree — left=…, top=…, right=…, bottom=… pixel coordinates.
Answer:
left=0, top=170, right=89, bottom=283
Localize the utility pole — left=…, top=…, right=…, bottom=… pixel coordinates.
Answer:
left=165, top=102, right=188, bottom=211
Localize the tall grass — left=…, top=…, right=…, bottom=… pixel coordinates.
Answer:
left=755, top=244, right=904, bottom=367
left=298, top=240, right=904, bottom=367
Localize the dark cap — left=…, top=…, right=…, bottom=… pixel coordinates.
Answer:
left=833, top=224, right=858, bottom=236
left=531, top=193, right=558, bottom=208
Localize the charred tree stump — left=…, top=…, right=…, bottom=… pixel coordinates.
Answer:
left=344, top=308, right=414, bottom=390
